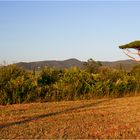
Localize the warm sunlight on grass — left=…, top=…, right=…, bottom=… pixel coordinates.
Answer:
left=0, top=96, right=140, bottom=139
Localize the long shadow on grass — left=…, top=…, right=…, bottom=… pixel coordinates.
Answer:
left=0, top=99, right=110, bottom=129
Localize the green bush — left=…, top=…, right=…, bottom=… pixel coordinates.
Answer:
left=0, top=65, right=38, bottom=104
left=0, top=62, right=140, bottom=105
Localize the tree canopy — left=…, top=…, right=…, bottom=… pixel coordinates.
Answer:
left=119, top=41, right=140, bottom=49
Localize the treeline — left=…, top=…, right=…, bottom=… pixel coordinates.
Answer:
left=0, top=59, right=140, bottom=105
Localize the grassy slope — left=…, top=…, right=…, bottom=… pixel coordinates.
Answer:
left=0, top=96, right=140, bottom=139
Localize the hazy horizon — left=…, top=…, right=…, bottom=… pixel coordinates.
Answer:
left=1, top=1, right=140, bottom=64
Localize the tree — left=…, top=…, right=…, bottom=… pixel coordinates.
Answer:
left=84, top=58, right=102, bottom=73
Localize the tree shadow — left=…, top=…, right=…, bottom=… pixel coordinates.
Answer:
left=0, top=99, right=110, bottom=129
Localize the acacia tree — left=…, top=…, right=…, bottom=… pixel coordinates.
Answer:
left=84, top=58, right=102, bottom=73
left=119, top=40, right=140, bottom=61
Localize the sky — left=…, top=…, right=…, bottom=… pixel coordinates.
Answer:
left=0, top=1, right=140, bottom=64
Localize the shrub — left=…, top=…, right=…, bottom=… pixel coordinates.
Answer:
left=0, top=63, right=140, bottom=105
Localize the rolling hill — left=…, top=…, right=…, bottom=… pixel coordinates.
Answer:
left=16, top=58, right=83, bottom=70
left=16, top=58, right=139, bottom=70
left=101, top=59, right=139, bottom=70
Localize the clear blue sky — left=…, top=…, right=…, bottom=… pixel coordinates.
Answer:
left=0, top=1, right=140, bottom=64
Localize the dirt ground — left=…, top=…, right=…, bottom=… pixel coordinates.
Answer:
left=0, top=96, right=140, bottom=139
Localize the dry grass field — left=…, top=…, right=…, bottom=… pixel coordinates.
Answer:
left=0, top=96, right=140, bottom=139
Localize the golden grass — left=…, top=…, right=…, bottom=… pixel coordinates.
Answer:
left=0, top=96, right=140, bottom=139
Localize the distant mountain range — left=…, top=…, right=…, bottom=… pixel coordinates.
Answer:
left=16, top=58, right=139, bottom=71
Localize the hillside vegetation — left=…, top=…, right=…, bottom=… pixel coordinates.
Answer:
left=0, top=96, right=140, bottom=139
left=0, top=59, right=140, bottom=105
